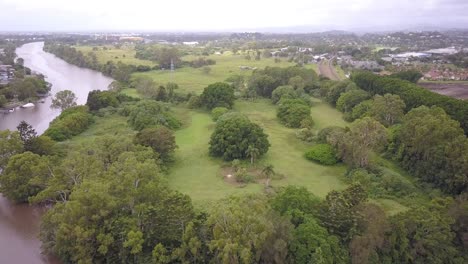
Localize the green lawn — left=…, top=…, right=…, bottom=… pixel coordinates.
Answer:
left=134, top=53, right=305, bottom=94
left=168, top=110, right=264, bottom=207
left=75, top=45, right=155, bottom=66
left=168, top=99, right=348, bottom=206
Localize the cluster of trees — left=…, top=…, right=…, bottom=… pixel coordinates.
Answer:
left=135, top=45, right=182, bottom=69
left=187, top=57, right=216, bottom=68
left=44, top=106, right=93, bottom=141
left=351, top=71, right=468, bottom=134
left=126, top=100, right=181, bottom=131
left=132, top=76, right=183, bottom=102
left=0, top=75, right=50, bottom=104
left=277, top=98, right=312, bottom=128
left=44, top=43, right=136, bottom=82
left=248, top=66, right=318, bottom=98
left=317, top=75, right=467, bottom=195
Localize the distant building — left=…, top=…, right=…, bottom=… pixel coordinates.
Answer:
left=183, top=41, right=199, bottom=46
left=0, top=65, right=14, bottom=85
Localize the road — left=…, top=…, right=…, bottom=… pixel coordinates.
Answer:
left=318, top=58, right=342, bottom=81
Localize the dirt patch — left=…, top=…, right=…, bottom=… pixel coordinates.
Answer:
left=219, top=166, right=265, bottom=187
left=418, top=82, right=468, bottom=100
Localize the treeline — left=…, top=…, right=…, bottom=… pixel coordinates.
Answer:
left=135, top=44, right=182, bottom=69
left=44, top=43, right=136, bottom=82
left=351, top=71, right=468, bottom=134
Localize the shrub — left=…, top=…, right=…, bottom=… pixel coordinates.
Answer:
left=44, top=106, right=93, bottom=141
left=128, top=100, right=181, bottom=130
left=211, top=107, right=229, bottom=121
left=305, top=144, right=338, bottom=165
left=86, top=90, right=119, bottom=111
left=277, top=99, right=311, bottom=128
left=271, top=85, right=297, bottom=104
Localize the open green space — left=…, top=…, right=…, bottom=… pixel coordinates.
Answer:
left=134, top=53, right=306, bottom=94
left=75, top=45, right=155, bottom=66
left=168, top=99, right=348, bottom=206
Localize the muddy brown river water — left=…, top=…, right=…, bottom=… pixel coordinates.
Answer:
left=0, top=42, right=113, bottom=263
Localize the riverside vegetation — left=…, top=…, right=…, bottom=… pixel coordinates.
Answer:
left=0, top=41, right=467, bottom=264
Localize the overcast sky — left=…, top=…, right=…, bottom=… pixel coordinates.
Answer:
left=0, top=0, right=467, bottom=32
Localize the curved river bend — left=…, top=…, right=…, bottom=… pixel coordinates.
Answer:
left=0, top=42, right=113, bottom=133
left=0, top=42, right=113, bottom=263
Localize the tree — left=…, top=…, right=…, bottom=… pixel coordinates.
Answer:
left=245, top=145, right=260, bottom=164
left=317, top=185, right=368, bottom=246
left=207, top=195, right=292, bottom=264
left=277, top=99, right=311, bottom=128
left=335, top=117, right=388, bottom=168
left=395, top=106, right=468, bottom=194
left=382, top=206, right=463, bottom=263
left=51, top=90, right=77, bottom=111
left=134, top=126, right=177, bottom=162
left=211, top=107, right=229, bottom=121
left=209, top=113, right=270, bottom=161
left=128, top=100, right=181, bottom=130
left=370, top=94, right=406, bottom=126
left=336, top=89, right=370, bottom=113
left=0, top=152, right=49, bottom=203
left=200, top=82, right=235, bottom=109
left=86, top=90, right=119, bottom=111
left=0, top=130, right=23, bottom=170
left=288, top=75, right=306, bottom=91
left=171, top=222, right=204, bottom=263
left=272, top=187, right=322, bottom=231
left=16, top=120, right=37, bottom=150
left=271, top=85, right=298, bottom=104
left=349, top=204, right=389, bottom=264
left=290, top=218, right=349, bottom=264
left=261, top=164, right=275, bottom=187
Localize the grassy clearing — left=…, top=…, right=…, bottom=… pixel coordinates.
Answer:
left=61, top=114, right=135, bottom=148
left=169, top=99, right=348, bottom=206
left=134, top=53, right=305, bottom=94
left=168, top=110, right=264, bottom=207
left=75, top=45, right=155, bottom=66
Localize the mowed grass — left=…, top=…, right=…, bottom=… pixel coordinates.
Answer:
left=132, top=54, right=291, bottom=94
left=168, top=99, right=348, bottom=206
left=168, top=110, right=263, bottom=207
left=75, top=45, right=155, bottom=66
left=235, top=99, right=347, bottom=197
left=134, top=52, right=316, bottom=94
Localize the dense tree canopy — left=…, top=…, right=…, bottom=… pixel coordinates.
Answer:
left=200, top=82, right=235, bottom=109
left=127, top=100, right=181, bottom=130
left=209, top=113, right=270, bottom=161
left=277, top=99, right=311, bottom=128
left=51, top=90, right=77, bottom=111
left=395, top=106, right=468, bottom=194
left=370, top=94, right=406, bottom=127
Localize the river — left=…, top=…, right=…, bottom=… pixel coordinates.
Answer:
left=0, top=42, right=113, bottom=263
left=0, top=42, right=113, bottom=133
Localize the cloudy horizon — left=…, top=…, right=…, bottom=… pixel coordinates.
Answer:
left=0, top=0, right=467, bottom=32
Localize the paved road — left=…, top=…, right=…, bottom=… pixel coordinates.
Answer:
left=318, top=58, right=342, bottom=81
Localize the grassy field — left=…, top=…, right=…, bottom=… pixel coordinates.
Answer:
left=169, top=99, right=348, bottom=206
left=75, top=45, right=155, bottom=66
left=134, top=53, right=309, bottom=94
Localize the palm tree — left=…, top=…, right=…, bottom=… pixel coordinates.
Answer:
left=262, top=164, right=275, bottom=188
left=245, top=145, right=260, bottom=164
